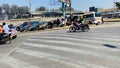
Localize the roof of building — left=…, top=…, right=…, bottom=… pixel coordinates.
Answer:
left=30, top=11, right=83, bottom=15
left=100, top=8, right=119, bottom=13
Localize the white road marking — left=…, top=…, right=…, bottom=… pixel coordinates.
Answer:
left=22, top=42, right=120, bottom=62
left=15, top=48, right=108, bottom=68
left=33, top=34, right=120, bottom=42
left=38, top=33, right=120, bottom=39
left=28, top=38, right=120, bottom=52
left=0, top=57, right=39, bottom=68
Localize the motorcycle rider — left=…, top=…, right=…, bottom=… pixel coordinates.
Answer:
left=0, top=25, right=3, bottom=40
left=0, top=25, right=3, bottom=34
left=74, top=19, right=81, bottom=30
left=2, top=22, right=11, bottom=43
left=2, top=22, right=9, bottom=35
left=81, top=19, right=90, bottom=30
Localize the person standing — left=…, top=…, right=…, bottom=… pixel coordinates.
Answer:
left=61, top=17, right=65, bottom=27
left=56, top=18, right=60, bottom=27
left=101, top=17, right=104, bottom=24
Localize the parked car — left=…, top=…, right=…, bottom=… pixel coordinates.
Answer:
left=8, top=24, right=17, bottom=39
left=16, top=22, right=28, bottom=32
left=38, top=22, right=49, bottom=30
left=16, top=21, right=40, bottom=32
left=29, top=21, right=40, bottom=30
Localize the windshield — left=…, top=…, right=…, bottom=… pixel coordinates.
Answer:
left=21, top=22, right=27, bottom=26
left=95, top=13, right=101, bottom=17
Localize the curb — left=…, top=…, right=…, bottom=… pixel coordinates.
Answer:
left=18, top=23, right=120, bottom=36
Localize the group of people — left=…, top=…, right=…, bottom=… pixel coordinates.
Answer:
left=72, top=18, right=90, bottom=30
left=0, top=22, right=10, bottom=37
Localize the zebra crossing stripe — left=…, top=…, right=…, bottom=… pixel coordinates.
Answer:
left=39, top=33, right=120, bottom=39
left=32, top=36, right=120, bottom=45
left=22, top=42, right=120, bottom=62
left=0, top=57, right=39, bottom=68
left=15, top=48, right=108, bottom=68
left=28, top=38, right=120, bottom=52
left=34, top=34, right=120, bottom=42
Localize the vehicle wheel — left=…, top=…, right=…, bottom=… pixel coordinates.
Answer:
left=16, top=27, right=20, bottom=31
left=69, top=26, right=76, bottom=32
left=84, top=26, right=89, bottom=32
left=4, top=37, right=11, bottom=44
left=5, top=40, right=11, bottom=44
left=96, top=23, right=99, bottom=25
left=43, top=27, right=45, bottom=30
left=12, top=35, right=17, bottom=39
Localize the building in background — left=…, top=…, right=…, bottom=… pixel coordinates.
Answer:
left=100, top=8, right=120, bottom=18
left=27, top=11, right=83, bottom=18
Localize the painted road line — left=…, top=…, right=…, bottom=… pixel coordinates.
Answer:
left=0, top=57, right=39, bottom=68
left=15, top=48, right=108, bottom=68
left=22, top=42, right=120, bottom=62
left=27, top=38, right=120, bottom=52
left=32, top=35, right=120, bottom=44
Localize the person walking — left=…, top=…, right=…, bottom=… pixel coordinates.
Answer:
left=101, top=17, right=104, bottom=24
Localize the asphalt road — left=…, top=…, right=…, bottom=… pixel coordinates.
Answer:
left=0, top=24, right=120, bottom=68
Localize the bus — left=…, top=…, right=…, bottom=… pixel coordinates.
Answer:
left=80, top=12, right=102, bottom=25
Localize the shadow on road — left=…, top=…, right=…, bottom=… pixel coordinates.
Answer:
left=103, top=44, right=117, bottom=48
left=67, top=31, right=88, bottom=33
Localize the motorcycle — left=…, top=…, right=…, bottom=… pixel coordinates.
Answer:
left=0, top=34, right=12, bottom=44
left=69, top=22, right=89, bottom=32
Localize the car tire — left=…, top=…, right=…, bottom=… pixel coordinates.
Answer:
left=12, top=35, right=17, bottom=39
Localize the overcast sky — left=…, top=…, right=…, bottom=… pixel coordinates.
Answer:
left=0, top=0, right=120, bottom=11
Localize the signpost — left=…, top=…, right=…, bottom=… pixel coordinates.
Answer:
left=59, top=0, right=68, bottom=17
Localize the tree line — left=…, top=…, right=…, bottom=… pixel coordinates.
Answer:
left=0, top=3, right=29, bottom=20
left=0, top=2, right=120, bottom=20
left=115, top=2, right=120, bottom=9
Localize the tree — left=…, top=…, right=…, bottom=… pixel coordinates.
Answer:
left=0, top=7, right=2, bottom=18
left=18, top=6, right=29, bottom=14
left=36, top=6, right=46, bottom=11
left=2, top=4, right=10, bottom=14
left=10, top=5, right=19, bottom=15
left=115, top=2, right=120, bottom=9
left=0, top=7, right=2, bottom=14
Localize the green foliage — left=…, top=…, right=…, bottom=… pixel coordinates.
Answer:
left=36, top=6, right=46, bottom=11
left=115, top=2, right=120, bottom=9
left=0, top=3, right=29, bottom=19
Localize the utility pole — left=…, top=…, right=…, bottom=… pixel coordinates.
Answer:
left=62, top=2, right=65, bottom=17
left=29, top=0, right=32, bottom=19
left=68, top=0, right=72, bottom=23
left=113, top=0, right=116, bottom=18
left=69, top=0, right=72, bottom=17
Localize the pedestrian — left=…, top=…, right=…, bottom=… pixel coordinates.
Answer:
left=61, top=17, right=65, bottom=27
left=101, top=17, right=104, bottom=24
left=56, top=18, right=60, bottom=27
left=50, top=21, right=53, bottom=29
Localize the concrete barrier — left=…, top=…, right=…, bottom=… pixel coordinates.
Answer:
left=104, top=18, right=120, bottom=22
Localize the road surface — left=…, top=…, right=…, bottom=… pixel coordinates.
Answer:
left=0, top=26, right=120, bottom=68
